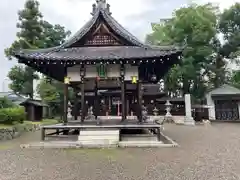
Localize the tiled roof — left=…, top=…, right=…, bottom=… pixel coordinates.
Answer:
left=60, top=8, right=145, bottom=48
left=16, top=46, right=181, bottom=62
left=14, top=1, right=182, bottom=62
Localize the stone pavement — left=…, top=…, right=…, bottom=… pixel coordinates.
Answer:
left=1, top=123, right=240, bottom=180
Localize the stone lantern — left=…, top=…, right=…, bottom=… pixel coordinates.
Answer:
left=67, top=101, right=73, bottom=120
left=153, top=107, right=159, bottom=116
left=164, top=100, right=173, bottom=123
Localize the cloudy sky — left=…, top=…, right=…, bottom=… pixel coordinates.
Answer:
left=0, top=0, right=239, bottom=92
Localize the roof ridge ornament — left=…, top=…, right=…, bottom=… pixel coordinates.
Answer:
left=91, top=0, right=112, bottom=16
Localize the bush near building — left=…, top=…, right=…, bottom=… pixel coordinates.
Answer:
left=0, top=107, right=25, bottom=125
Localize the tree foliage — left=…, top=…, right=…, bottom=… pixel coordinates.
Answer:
left=5, top=0, right=43, bottom=98
left=5, top=0, right=70, bottom=98
left=219, top=3, right=240, bottom=60
left=37, top=78, right=74, bottom=116
left=146, top=3, right=240, bottom=99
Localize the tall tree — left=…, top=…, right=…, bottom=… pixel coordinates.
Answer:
left=219, top=3, right=240, bottom=59
left=5, top=0, right=43, bottom=98
left=209, top=3, right=240, bottom=88
left=146, top=3, right=219, bottom=99
left=5, top=0, right=71, bottom=98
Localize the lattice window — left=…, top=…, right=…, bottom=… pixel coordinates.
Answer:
left=85, top=35, right=120, bottom=46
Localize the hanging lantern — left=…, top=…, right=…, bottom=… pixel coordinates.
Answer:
left=131, top=76, right=137, bottom=84
left=64, top=77, right=70, bottom=84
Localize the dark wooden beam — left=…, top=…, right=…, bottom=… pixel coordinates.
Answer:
left=137, top=80, right=143, bottom=123
left=74, top=89, right=78, bottom=120
left=94, top=78, right=99, bottom=124
left=120, top=64, right=126, bottom=121
left=63, top=83, right=68, bottom=125
left=80, top=65, right=85, bottom=123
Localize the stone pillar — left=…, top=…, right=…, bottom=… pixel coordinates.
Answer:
left=206, top=94, right=216, bottom=120
left=184, top=94, right=195, bottom=126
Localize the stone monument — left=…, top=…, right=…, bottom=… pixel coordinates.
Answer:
left=86, top=106, right=94, bottom=120
left=184, top=94, right=195, bottom=125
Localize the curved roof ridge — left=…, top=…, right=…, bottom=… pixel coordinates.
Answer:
left=60, top=9, right=101, bottom=48
left=101, top=10, right=146, bottom=47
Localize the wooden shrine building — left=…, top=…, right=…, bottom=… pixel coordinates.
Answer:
left=14, top=0, right=182, bottom=124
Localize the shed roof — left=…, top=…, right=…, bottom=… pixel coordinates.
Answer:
left=208, top=84, right=240, bottom=96
left=19, top=99, right=48, bottom=107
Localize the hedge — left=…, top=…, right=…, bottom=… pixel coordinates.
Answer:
left=0, top=107, right=25, bottom=125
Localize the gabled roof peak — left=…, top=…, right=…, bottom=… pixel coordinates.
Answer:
left=91, top=0, right=111, bottom=16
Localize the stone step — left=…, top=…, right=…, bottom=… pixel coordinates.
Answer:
left=119, top=141, right=172, bottom=148
left=80, top=130, right=119, bottom=136
left=78, top=129, right=120, bottom=147
left=79, top=139, right=119, bottom=145
left=78, top=135, right=119, bottom=141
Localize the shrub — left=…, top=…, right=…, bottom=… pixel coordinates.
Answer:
left=0, top=107, right=25, bottom=125
left=0, top=97, right=16, bottom=108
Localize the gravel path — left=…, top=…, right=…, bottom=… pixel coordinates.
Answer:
left=1, top=123, right=240, bottom=180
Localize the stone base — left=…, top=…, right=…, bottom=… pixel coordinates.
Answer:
left=184, top=116, right=195, bottom=126
left=164, top=115, right=174, bottom=123
left=78, top=129, right=120, bottom=147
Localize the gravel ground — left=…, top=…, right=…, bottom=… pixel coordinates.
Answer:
left=1, top=123, right=240, bottom=180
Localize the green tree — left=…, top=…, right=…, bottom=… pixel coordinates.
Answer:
left=219, top=3, right=240, bottom=60
left=5, top=0, right=43, bottom=98
left=0, top=97, right=16, bottom=108
left=7, top=65, right=39, bottom=96
left=37, top=77, right=74, bottom=116
left=209, top=3, right=240, bottom=88
left=5, top=0, right=71, bottom=99
left=231, top=70, right=240, bottom=89
left=147, top=3, right=219, bottom=99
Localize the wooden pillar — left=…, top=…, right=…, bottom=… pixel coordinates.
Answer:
left=74, top=89, right=78, bottom=120
left=120, top=64, right=125, bottom=121
left=80, top=65, right=85, bottom=123
left=137, top=80, right=143, bottom=123
left=126, top=99, right=129, bottom=116
left=108, top=96, right=111, bottom=116
left=94, top=78, right=99, bottom=122
left=63, top=83, right=68, bottom=125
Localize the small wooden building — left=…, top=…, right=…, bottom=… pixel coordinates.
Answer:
left=20, top=99, right=48, bottom=121
left=206, top=84, right=240, bottom=121
left=14, top=0, right=183, bottom=124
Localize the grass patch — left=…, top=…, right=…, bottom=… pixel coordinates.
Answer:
left=0, top=144, right=13, bottom=150
left=0, top=119, right=58, bottom=130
